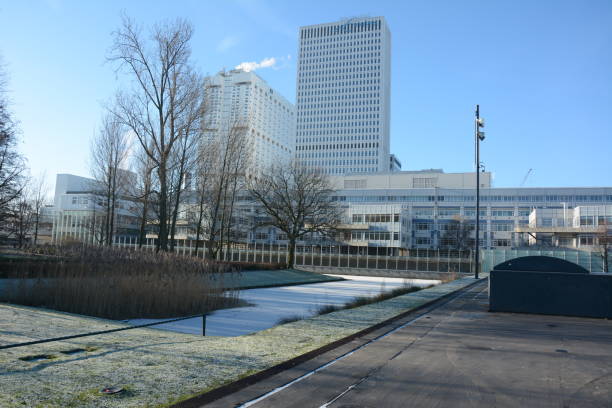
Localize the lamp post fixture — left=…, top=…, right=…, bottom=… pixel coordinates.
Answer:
left=474, top=105, right=485, bottom=279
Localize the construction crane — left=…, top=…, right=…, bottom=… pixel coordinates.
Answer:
left=520, top=168, right=533, bottom=187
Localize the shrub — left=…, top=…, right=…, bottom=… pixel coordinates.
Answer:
left=275, top=314, right=305, bottom=325
left=316, top=285, right=429, bottom=316
left=0, top=244, right=243, bottom=319
left=223, top=262, right=288, bottom=271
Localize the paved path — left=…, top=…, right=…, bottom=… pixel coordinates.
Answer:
left=200, top=280, right=612, bottom=407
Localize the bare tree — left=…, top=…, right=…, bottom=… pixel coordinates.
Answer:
left=167, top=72, right=205, bottom=250
left=6, top=179, right=35, bottom=247
left=247, top=163, right=342, bottom=268
left=440, top=216, right=474, bottom=250
left=596, top=219, right=611, bottom=273
left=203, top=123, right=251, bottom=259
left=131, top=146, right=157, bottom=248
left=189, top=140, right=217, bottom=255
left=107, top=15, right=199, bottom=251
left=90, top=114, right=131, bottom=245
left=0, top=56, right=26, bottom=224
left=29, top=172, right=49, bottom=245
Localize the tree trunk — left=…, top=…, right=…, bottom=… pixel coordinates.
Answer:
left=288, top=238, right=296, bottom=269
left=194, top=188, right=206, bottom=255
left=33, top=211, right=40, bottom=245
left=157, top=163, right=168, bottom=251
left=138, top=196, right=148, bottom=248
left=169, top=193, right=179, bottom=251
left=109, top=167, right=118, bottom=247
left=105, top=182, right=112, bottom=245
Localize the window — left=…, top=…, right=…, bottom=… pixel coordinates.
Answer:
left=416, top=237, right=431, bottom=245
left=415, top=223, right=432, bottom=231
left=364, top=214, right=392, bottom=223
left=579, top=236, right=594, bottom=245
left=344, top=179, right=367, bottom=189
left=465, top=208, right=487, bottom=217
left=439, top=207, right=460, bottom=217
left=352, top=214, right=364, bottom=223
left=580, top=216, right=595, bottom=226
left=491, top=208, right=514, bottom=217
left=413, top=207, right=433, bottom=216
left=518, top=208, right=531, bottom=217
left=440, top=238, right=456, bottom=247
left=493, top=239, right=511, bottom=247
left=362, top=231, right=391, bottom=240
left=492, top=223, right=513, bottom=232
left=412, top=177, right=436, bottom=188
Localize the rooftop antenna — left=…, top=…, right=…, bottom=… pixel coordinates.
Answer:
left=520, top=168, right=533, bottom=187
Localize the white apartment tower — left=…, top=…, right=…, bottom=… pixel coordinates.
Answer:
left=203, top=69, right=295, bottom=173
left=296, top=17, right=391, bottom=175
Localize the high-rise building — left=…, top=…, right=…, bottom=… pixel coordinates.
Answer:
left=203, top=69, right=295, bottom=173
left=295, top=17, right=391, bottom=175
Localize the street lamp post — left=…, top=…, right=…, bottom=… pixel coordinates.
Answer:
left=474, top=105, right=485, bottom=279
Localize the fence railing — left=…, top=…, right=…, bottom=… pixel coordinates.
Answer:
left=110, top=237, right=473, bottom=275
left=110, top=237, right=609, bottom=275
left=481, top=248, right=609, bottom=274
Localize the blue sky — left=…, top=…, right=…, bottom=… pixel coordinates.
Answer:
left=1, top=0, right=611, bottom=189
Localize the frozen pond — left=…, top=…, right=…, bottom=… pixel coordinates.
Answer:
left=128, top=275, right=439, bottom=337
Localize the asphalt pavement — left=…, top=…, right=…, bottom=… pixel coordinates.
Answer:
left=199, top=280, right=612, bottom=408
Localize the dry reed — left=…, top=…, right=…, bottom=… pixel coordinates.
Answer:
left=1, top=244, right=243, bottom=319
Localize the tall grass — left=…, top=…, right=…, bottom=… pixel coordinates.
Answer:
left=0, top=244, right=243, bottom=319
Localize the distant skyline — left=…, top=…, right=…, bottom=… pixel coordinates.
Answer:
left=1, top=0, right=611, bottom=190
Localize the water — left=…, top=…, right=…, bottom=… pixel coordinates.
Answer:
left=127, top=275, right=439, bottom=337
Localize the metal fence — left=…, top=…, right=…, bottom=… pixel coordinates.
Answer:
left=481, top=248, right=610, bottom=274
left=111, top=237, right=472, bottom=275
left=111, top=237, right=609, bottom=275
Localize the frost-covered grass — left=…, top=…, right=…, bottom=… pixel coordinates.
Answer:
left=0, top=276, right=479, bottom=407
left=229, top=268, right=344, bottom=289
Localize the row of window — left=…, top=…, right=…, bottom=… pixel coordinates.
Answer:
left=350, top=231, right=399, bottom=241
left=414, top=237, right=508, bottom=247
left=301, top=20, right=382, bottom=39
left=303, top=159, right=378, bottom=167
left=298, top=142, right=379, bottom=150
left=300, top=40, right=381, bottom=56
left=352, top=213, right=400, bottom=223
left=333, top=195, right=612, bottom=203
left=298, top=150, right=377, bottom=159
left=580, top=215, right=612, bottom=226
left=300, top=51, right=381, bottom=64
left=415, top=222, right=517, bottom=232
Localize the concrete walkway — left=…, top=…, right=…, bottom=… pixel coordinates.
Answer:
left=201, top=281, right=612, bottom=407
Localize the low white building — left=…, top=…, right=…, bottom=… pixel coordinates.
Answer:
left=51, top=174, right=140, bottom=244
left=518, top=205, right=612, bottom=249
left=328, top=171, right=611, bottom=252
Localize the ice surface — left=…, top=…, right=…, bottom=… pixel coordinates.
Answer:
left=128, top=275, right=439, bottom=336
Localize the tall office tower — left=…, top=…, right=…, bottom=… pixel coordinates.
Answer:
left=295, top=17, right=391, bottom=175
left=203, top=69, right=295, bottom=174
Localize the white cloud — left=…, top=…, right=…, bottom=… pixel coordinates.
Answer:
left=217, top=36, right=239, bottom=52
left=235, top=57, right=277, bottom=72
